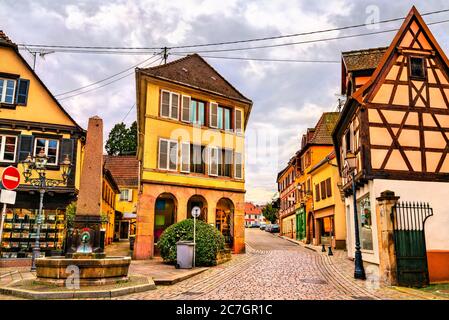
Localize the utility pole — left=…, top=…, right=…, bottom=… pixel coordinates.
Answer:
left=23, top=46, right=55, bottom=71
left=163, top=47, right=168, bottom=64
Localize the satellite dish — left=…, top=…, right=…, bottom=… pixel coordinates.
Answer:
left=191, top=206, right=201, bottom=218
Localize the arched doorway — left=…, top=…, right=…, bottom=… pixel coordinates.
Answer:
left=306, top=211, right=315, bottom=244
left=154, top=193, right=177, bottom=245
left=216, top=198, right=234, bottom=247
left=187, top=195, right=208, bottom=221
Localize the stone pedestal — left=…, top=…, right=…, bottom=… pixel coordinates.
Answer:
left=376, top=190, right=400, bottom=286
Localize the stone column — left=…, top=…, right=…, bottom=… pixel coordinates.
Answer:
left=233, top=195, right=245, bottom=254
left=375, top=190, right=400, bottom=286
left=66, top=116, right=105, bottom=257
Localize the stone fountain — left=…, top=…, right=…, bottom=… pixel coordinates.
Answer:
left=35, top=116, right=131, bottom=286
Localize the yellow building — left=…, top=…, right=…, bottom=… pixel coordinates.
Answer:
left=134, top=54, right=252, bottom=259
left=309, top=151, right=346, bottom=249
left=104, top=155, right=139, bottom=240
left=101, top=168, right=120, bottom=246
left=295, top=113, right=338, bottom=244
left=0, top=31, right=85, bottom=260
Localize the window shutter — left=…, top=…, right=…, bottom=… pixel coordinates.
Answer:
left=181, top=95, right=191, bottom=122
left=210, top=102, right=218, bottom=128
left=321, top=181, right=326, bottom=200
left=209, top=147, right=218, bottom=176
left=235, top=109, right=243, bottom=133
left=158, top=139, right=168, bottom=169
left=181, top=142, right=190, bottom=173
left=170, top=93, right=179, bottom=120
left=315, top=184, right=320, bottom=201
left=15, top=79, right=30, bottom=106
left=168, top=141, right=178, bottom=171
left=234, top=152, right=243, bottom=179
left=17, top=135, right=33, bottom=161
left=326, top=178, right=332, bottom=197
left=128, top=189, right=133, bottom=202
left=160, top=91, right=170, bottom=118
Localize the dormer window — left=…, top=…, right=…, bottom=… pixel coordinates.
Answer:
left=410, top=56, right=425, bottom=79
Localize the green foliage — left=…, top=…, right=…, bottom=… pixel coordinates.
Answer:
left=262, top=203, right=278, bottom=224
left=105, top=121, right=137, bottom=156
left=157, top=219, right=225, bottom=267
left=66, top=201, right=77, bottom=229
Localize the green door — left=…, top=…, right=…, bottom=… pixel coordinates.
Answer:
left=296, top=208, right=306, bottom=240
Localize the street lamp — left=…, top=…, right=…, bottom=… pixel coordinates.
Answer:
left=344, top=151, right=366, bottom=280
left=21, top=149, right=71, bottom=271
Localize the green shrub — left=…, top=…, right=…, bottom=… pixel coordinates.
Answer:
left=157, top=219, right=225, bottom=266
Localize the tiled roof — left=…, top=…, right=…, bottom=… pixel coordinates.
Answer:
left=0, top=30, right=17, bottom=49
left=138, top=54, right=252, bottom=103
left=244, top=202, right=262, bottom=215
left=342, top=47, right=388, bottom=72
left=308, top=112, right=340, bottom=145
left=103, top=155, right=139, bottom=187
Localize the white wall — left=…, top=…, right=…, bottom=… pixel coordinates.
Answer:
left=373, top=179, right=449, bottom=250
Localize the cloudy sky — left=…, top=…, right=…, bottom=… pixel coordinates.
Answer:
left=1, top=0, right=448, bottom=203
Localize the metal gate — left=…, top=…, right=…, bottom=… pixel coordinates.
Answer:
left=391, top=202, right=433, bottom=287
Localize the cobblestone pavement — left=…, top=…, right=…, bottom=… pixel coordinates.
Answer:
left=0, top=229, right=437, bottom=300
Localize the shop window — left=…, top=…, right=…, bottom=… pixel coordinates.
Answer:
left=357, top=195, right=373, bottom=251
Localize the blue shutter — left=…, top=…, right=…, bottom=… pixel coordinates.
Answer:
left=15, top=79, right=30, bottom=105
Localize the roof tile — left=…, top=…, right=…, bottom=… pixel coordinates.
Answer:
left=342, top=47, right=388, bottom=72
left=103, top=155, right=139, bottom=187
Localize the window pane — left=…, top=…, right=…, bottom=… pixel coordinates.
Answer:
left=169, top=141, right=178, bottom=170
left=217, top=149, right=223, bottom=176
left=161, top=91, right=170, bottom=117
left=224, top=149, right=232, bottom=177
left=224, top=108, right=231, bottom=130
left=217, top=107, right=223, bottom=129
left=159, top=140, right=168, bottom=169
left=190, top=100, right=197, bottom=124
left=171, top=94, right=179, bottom=119
left=411, top=57, right=425, bottom=78
left=198, top=102, right=205, bottom=126
left=5, top=80, right=15, bottom=103
left=358, top=196, right=373, bottom=250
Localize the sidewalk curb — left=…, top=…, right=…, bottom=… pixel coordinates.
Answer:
left=0, top=277, right=156, bottom=300
left=153, top=268, right=209, bottom=285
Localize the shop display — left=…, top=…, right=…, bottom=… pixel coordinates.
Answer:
left=0, top=208, right=67, bottom=258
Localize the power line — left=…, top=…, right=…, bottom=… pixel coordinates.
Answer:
left=173, top=18, right=449, bottom=55
left=57, top=56, right=163, bottom=101
left=171, top=54, right=340, bottom=63
left=121, top=103, right=136, bottom=123
left=55, top=53, right=162, bottom=97
left=15, top=8, right=449, bottom=51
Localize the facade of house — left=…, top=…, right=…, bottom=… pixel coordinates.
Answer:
left=309, top=151, right=346, bottom=249
left=104, top=155, right=139, bottom=240
left=0, top=31, right=85, bottom=260
left=244, top=202, right=262, bottom=227
left=277, top=159, right=297, bottom=238
left=101, top=168, right=120, bottom=245
left=134, top=54, right=252, bottom=259
left=333, top=7, right=449, bottom=283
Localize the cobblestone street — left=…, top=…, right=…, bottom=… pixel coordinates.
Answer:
left=0, top=229, right=439, bottom=300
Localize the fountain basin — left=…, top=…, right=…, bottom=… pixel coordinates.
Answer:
left=35, top=256, right=131, bottom=286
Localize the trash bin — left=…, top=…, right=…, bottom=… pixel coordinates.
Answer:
left=176, top=241, right=195, bottom=269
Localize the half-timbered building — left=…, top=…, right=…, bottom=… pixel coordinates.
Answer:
left=333, top=7, right=449, bottom=283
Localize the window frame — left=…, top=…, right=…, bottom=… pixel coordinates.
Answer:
left=409, top=56, right=427, bottom=80
left=33, top=137, right=60, bottom=166
left=234, top=152, right=243, bottom=180
left=160, top=90, right=180, bottom=121
left=158, top=138, right=178, bottom=172
left=119, top=189, right=129, bottom=201
left=0, top=134, right=18, bottom=163
left=180, top=141, right=191, bottom=173
left=0, top=78, right=17, bottom=104
left=208, top=146, right=219, bottom=176
left=190, top=98, right=206, bottom=126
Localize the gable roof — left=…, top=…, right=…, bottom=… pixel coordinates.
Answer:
left=342, top=47, right=388, bottom=73
left=0, top=30, right=84, bottom=132
left=304, top=112, right=339, bottom=146
left=103, top=155, right=139, bottom=187
left=352, top=6, right=449, bottom=103
left=138, top=54, right=252, bottom=104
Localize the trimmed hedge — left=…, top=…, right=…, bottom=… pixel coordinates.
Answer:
left=157, top=219, right=225, bottom=267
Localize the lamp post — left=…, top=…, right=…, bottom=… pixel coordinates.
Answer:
left=344, top=152, right=366, bottom=280
left=21, top=149, right=71, bottom=271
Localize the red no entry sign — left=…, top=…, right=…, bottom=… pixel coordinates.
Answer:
left=1, top=166, right=20, bottom=190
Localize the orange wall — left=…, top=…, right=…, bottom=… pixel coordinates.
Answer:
left=427, top=250, right=449, bottom=283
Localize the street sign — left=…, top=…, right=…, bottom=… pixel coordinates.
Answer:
left=1, top=166, right=20, bottom=190
left=191, top=206, right=201, bottom=218
left=0, top=189, right=16, bottom=205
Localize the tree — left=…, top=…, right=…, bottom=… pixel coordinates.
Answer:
left=262, top=203, right=279, bottom=224
left=105, top=121, right=137, bottom=155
